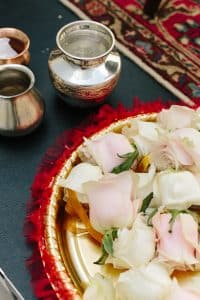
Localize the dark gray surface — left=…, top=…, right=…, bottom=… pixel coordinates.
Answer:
left=0, top=1, right=178, bottom=299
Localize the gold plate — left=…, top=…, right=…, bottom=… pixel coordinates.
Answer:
left=43, top=113, right=157, bottom=299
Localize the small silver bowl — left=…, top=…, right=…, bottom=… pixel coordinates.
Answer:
left=48, top=20, right=121, bottom=107
left=0, top=64, right=45, bottom=136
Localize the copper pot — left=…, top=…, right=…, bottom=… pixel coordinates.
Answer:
left=0, top=27, right=30, bottom=65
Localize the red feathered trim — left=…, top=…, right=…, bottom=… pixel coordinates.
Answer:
left=25, top=99, right=188, bottom=299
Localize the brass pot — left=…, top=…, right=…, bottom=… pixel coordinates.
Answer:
left=0, top=64, right=45, bottom=136
left=0, top=27, right=30, bottom=65
left=48, top=20, right=121, bottom=107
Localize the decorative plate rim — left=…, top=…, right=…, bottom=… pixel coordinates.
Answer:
left=39, top=112, right=157, bottom=300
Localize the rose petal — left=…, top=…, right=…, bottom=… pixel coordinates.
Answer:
left=158, top=105, right=195, bottom=131
left=58, top=162, right=102, bottom=203
left=172, top=128, right=200, bottom=167
left=84, top=132, right=134, bottom=173
left=150, top=134, right=193, bottom=171
left=84, top=171, right=136, bottom=233
left=153, top=170, right=200, bottom=209
left=152, top=213, right=199, bottom=270
left=116, top=262, right=172, bottom=300
left=164, top=280, right=200, bottom=300
left=122, top=119, right=163, bottom=141
left=132, top=135, right=153, bottom=156
left=136, top=163, right=156, bottom=199
left=107, top=215, right=155, bottom=269
left=83, top=273, right=115, bottom=300
left=122, top=120, right=163, bottom=156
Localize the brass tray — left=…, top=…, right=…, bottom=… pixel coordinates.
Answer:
left=43, top=113, right=157, bottom=299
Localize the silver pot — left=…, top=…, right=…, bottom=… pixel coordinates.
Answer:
left=48, top=20, right=121, bottom=107
left=0, top=64, right=45, bottom=136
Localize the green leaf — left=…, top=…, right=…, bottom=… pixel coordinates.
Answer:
left=103, top=231, right=114, bottom=255
left=140, top=192, right=154, bottom=213
left=94, top=248, right=108, bottom=265
left=111, top=149, right=139, bottom=174
left=147, top=208, right=158, bottom=226
left=111, top=228, right=118, bottom=240
left=94, top=229, right=118, bottom=265
left=168, top=210, right=181, bottom=233
left=103, top=228, right=118, bottom=255
left=117, top=152, right=134, bottom=159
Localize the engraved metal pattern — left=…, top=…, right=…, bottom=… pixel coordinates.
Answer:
left=48, top=20, right=121, bottom=107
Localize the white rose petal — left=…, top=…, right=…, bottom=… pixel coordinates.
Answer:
left=150, top=134, right=193, bottom=171
left=122, top=119, right=163, bottom=141
left=83, top=273, right=115, bottom=300
left=172, top=128, right=200, bottom=168
left=133, top=134, right=153, bottom=156
left=158, top=105, right=195, bottom=131
left=136, top=163, right=156, bottom=199
left=116, top=262, right=172, bottom=300
left=58, top=162, right=102, bottom=203
left=164, top=280, right=200, bottom=300
left=153, top=170, right=200, bottom=209
left=137, top=120, right=164, bottom=141
left=107, top=215, right=155, bottom=269
left=122, top=120, right=164, bottom=156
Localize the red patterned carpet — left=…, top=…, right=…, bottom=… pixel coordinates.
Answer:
left=60, top=0, right=200, bottom=106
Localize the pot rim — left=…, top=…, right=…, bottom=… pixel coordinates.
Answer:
left=0, top=27, right=30, bottom=61
left=0, top=64, right=35, bottom=99
left=56, top=20, right=115, bottom=61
